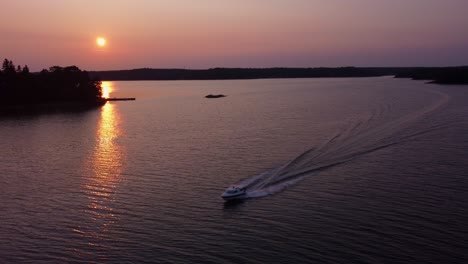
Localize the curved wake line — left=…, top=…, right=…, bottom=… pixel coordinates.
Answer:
left=228, top=86, right=451, bottom=200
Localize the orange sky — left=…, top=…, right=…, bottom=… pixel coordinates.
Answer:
left=1, top=0, right=468, bottom=71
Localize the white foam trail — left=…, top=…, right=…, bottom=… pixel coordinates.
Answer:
left=246, top=173, right=314, bottom=198
left=226, top=86, right=451, bottom=200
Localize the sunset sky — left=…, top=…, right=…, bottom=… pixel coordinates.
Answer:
left=1, top=0, right=468, bottom=71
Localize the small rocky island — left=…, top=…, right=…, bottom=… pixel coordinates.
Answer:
left=0, top=59, right=106, bottom=114
left=205, top=94, right=226, bottom=98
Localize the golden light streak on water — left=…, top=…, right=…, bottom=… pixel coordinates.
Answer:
left=101, top=81, right=113, bottom=98
left=78, top=103, right=125, bottom=246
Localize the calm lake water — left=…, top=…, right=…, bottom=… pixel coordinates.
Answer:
left=1, top=77, right=467, bottom=263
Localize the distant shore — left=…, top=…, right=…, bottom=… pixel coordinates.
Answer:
left=90, top=66, right=468, bottom=84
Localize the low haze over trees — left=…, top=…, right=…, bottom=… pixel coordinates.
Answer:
left=0, top=59, right=103, bottom=106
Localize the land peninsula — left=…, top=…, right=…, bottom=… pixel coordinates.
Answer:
left=0, top=59, right=105, bottom=113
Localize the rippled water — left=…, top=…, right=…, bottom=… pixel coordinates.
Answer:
left=1, top=77, right=467, bottom=263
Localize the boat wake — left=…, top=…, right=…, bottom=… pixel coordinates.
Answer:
left=224, top=87, right=451, bottom=200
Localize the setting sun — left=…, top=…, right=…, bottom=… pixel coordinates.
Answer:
left=96, top=37, right=106, bottom=47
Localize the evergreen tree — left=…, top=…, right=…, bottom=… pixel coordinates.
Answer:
left=22, top=65, right=30, bottom=74
left=8, top=60, right=14, bottom=72
left=2, top=59, right=9, bottom=72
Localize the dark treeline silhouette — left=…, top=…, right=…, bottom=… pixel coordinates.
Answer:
left=90, top=66, right=468, bottom=84
left=0, top=59, right=104, bottom=111
left=394, top=66, right=468, bottom=84
left=90, top=67, right=399, bottom=81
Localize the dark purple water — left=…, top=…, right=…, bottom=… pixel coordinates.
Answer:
left=1, top=77, right=467, bottom=263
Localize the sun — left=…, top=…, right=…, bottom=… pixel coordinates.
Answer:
left=96, top=37, right=106, bottom=47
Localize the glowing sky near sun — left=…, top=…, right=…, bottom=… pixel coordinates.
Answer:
left=1, top=0, right=468, bottom=71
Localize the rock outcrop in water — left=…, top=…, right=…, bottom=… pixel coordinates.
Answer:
left=205, top=94, right=226, bottom=99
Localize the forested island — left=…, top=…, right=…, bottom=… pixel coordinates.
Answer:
left=0, top=59, right=104, bottom=113
left=90, top=67, right=468, bottom=84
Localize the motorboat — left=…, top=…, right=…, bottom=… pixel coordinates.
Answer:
left=221, top=186, right=246, bottom=200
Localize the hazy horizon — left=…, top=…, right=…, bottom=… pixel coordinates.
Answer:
left=2, top=0, right=468, bottom=71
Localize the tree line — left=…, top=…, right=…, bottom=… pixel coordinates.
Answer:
left=0, top=59, right=103, bottom=105
left=90, top=67, right=398, bottom=81
left=91, top=66, right=468, bottom=84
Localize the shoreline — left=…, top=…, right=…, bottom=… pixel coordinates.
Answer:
left=0, top=99, right=106, bottom=115
left=89, top=67, right=468, bottom=84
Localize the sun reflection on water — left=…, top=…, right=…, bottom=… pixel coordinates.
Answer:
left=77, top=102, right=124, bottom=247
left=101, top=81, right=113, bottom=98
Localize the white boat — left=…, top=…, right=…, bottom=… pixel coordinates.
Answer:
left=221, top=186, right=246, bottom=200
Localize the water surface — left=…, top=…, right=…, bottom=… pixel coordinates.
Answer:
left=1, top=77, right=467, bottom=263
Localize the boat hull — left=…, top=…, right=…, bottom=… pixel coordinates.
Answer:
left=221, top=192, right=247, bottom=200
